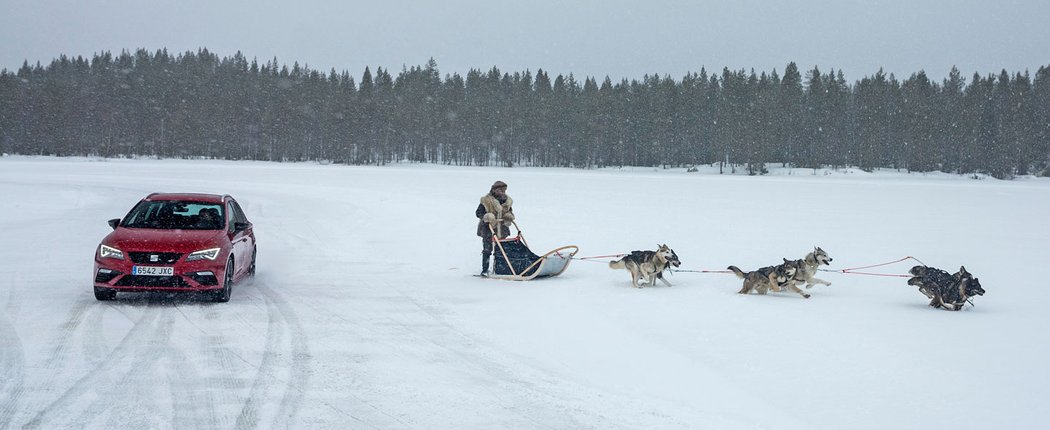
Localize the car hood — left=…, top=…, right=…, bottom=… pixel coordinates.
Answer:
left=104, top=227, right=227, bottom=253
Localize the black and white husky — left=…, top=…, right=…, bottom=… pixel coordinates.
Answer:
left=908, top=265, right=985, bottom=310
left=609, top=244, right=682, bottom=288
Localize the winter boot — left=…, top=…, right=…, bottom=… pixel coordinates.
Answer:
left=481, top=255, right=490, bottom=276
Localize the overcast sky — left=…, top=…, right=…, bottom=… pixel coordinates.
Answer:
left=2, top=0, right=1048, bottom=83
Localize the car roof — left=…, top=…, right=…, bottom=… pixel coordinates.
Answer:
left=144, top=193, right=227, bottom=203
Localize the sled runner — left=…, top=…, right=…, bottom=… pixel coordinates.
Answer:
left=486, top=222, right=579, bottom=281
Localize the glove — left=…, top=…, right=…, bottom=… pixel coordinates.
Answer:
left=482, top=213, right=495, bottom=223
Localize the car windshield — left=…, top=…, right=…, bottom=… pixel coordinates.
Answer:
left=121, top=200, right=225, bottom=230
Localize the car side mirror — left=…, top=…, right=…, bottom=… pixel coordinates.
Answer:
left=234, top=222, right=251, bottom=232
left=108, top=218, right=121, bottom=230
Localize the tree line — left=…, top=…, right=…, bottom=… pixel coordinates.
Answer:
left=1, top=48, right=1047, bottom=178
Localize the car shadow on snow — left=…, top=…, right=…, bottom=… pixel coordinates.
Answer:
left=97, top=291, right=232, bottom=306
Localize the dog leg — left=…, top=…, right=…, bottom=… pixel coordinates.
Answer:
left=738, top=283, right=751, bottom=294
left=786, top=284, right=811, bottom=299
left=805, top=277, right=832, bottom=289
left=767, top=274, right=782, bottom=292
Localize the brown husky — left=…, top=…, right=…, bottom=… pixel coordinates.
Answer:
left=728, top=259, right=807, bottom=297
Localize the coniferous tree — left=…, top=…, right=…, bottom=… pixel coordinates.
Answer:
left=779, top=62, right=804, bottom=166
left=1034, top=66, right=1050, bottom=175
left=901, top=71, right=937, bottom=172
left=940, top=67, right=967, bottom=173
left=1, top=50, right=1048, bottom=175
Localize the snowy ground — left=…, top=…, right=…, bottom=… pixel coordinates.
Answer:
left=1, top=156, right=1048, bottom=429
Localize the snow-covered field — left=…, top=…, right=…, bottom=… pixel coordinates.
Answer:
left=1, top=156, right=1048, bottom=429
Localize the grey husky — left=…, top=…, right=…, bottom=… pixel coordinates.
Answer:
left=908, top=265, right=985, bottom=310
left=796, top=246, right=834, bottom=289
left=774, top=247, right=834, bottom=298
left=609, top=244, right=682, bottom=288
left=728, top=259, right=804, bottom=297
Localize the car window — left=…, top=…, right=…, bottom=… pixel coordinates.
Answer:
left=122, top=200, right=225, bottom=230
left=226, top=202, right=237, bottom=232
left=231, top=200, right=249, bottom=224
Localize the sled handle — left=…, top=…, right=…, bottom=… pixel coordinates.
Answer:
left=511, top=220, right=527, bottom=247
left=489, top=223, right=518, bottom=276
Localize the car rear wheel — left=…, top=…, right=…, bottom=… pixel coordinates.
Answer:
left=212, top=257, right=234, bottom=303
left=94, top=286, right=116, bottom=301
left=248, top=247, right=257, bottom=277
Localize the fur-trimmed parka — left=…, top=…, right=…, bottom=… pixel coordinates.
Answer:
left=476, top=194, right=514, bottom=237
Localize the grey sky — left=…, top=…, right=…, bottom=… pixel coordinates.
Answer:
left=2, top=0, right=1047, bottom=83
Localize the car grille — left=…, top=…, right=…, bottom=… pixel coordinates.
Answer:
left=128, top=252, right=182, bottom=264
left=115, top=275, right=192, bottom=288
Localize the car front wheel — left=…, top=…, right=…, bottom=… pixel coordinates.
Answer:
left=212, top=257, right=234, bottom=303
left=248, top=247, right=257, bottom=277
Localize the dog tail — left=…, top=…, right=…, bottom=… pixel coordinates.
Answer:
left=727, top=265, right=746, bottom=279
left=609, top=258, right=626, bottom=270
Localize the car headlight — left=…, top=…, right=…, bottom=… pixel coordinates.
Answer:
left=99, top=244, right=124, bottom=260
left=185, top=248, right=221, bottom=262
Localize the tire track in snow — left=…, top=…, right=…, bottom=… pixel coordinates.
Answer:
left=201, top=332, right=249, bottom=429
left=294, top=277, right=568, bottom=429
left=289, top=295, right=426, bottom=429
left=235, top=284, right=311, bottom=429
left=385, top=286, right=571, bottom=429
left=0, top=271, right=26, bottom=430
left=14, top=297, right=99, bottom=428
left=164, top=303, right=220, bottom=430
left=22, top=304, right=165, bottom=429
left=94, top=307, right=177, bottom=429
left=43, top=299, right=94, bottom=370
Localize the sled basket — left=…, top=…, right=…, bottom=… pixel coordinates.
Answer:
left=487, top=222, right=579, bottom=281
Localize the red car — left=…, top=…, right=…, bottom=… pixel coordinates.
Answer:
left=93, top=193, right=256, bottom=302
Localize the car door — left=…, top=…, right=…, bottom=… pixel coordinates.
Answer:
left=230, top=199, right=254, bottom=274
left=226, top=200, right=250, bottom=277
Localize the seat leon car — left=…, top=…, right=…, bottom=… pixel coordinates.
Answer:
left=93, top=193, right=256, bottom=302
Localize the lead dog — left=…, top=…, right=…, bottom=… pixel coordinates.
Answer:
left=609, top=244, right=682, bottom=288
left=908, top=265, right=985, bottom=310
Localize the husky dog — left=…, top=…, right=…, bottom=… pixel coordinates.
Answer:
left=728, top=259, right=808, bottom=298
left=908, top=265, right=985, bottom=311
left=798, top=246, right=834, bottom=289
left=609, top=244, right=682, bottom=288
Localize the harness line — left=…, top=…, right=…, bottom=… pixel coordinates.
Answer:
left=817, top=255, right=927, bottom=278
left=577, top=254, right=930, bottom=278
left=573, top=253, right=627, bottom=261
left=670, top=269, right=733, bottom=274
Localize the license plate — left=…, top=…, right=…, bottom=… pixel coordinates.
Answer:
left=133, top=266, right=174, bottom=276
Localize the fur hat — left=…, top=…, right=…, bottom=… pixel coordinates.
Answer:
left=490, top=180, right=508, bottom=191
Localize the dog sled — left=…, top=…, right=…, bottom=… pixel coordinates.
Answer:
left=486, top=222, right=579, bottom=281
